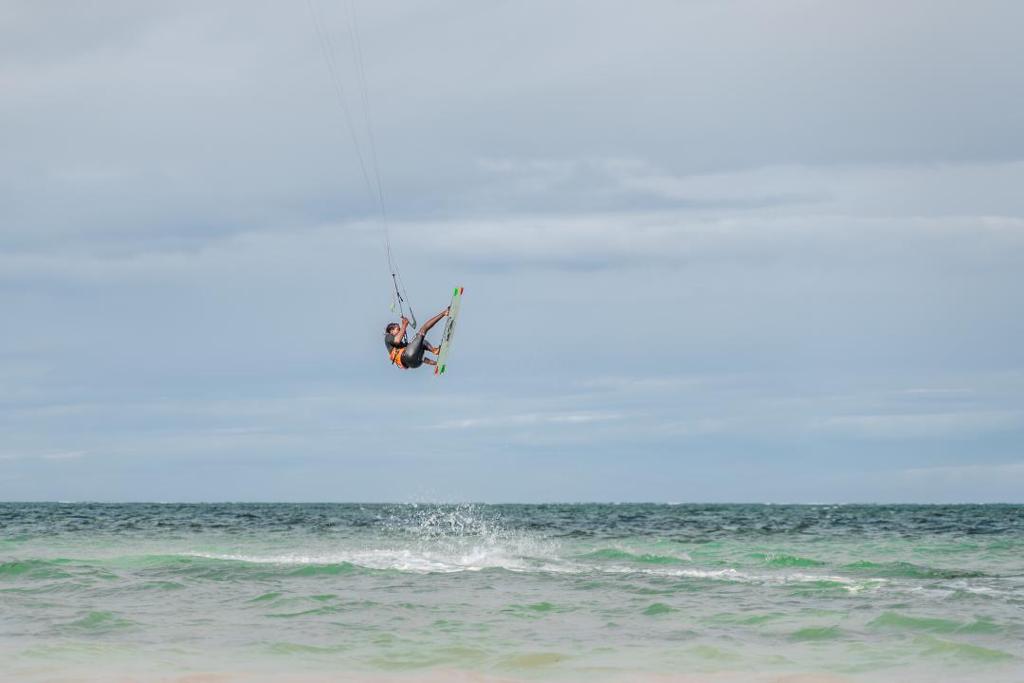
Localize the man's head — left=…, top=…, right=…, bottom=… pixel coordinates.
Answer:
left=385, top=322, right=400, bottom=336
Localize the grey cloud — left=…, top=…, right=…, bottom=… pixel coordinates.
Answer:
left=2, top=0, right=1023, bottom=502
left=5, top=1, right=1024, bottom=253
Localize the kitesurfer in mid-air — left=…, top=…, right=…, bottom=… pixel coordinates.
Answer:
left=384, top=307, right=448, bottom=369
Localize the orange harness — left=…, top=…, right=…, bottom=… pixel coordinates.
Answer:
left=389, top=346, right=406, bottom=369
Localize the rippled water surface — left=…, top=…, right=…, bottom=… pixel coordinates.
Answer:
left=1, top=503, right=1023, bottom=681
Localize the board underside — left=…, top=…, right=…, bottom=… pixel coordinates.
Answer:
left=435, top=286, right=463, bottom=375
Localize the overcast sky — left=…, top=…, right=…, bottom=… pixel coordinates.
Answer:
left=2, top=0, right=1023, bottom=502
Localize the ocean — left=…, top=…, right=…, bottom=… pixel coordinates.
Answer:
left=1, top=503, right=1022, bottom=682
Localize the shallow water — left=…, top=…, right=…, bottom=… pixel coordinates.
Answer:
left=1, top=503, right=1022, bottom=681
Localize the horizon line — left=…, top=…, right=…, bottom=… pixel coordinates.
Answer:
left=2, top=500, right=1022, bottom=506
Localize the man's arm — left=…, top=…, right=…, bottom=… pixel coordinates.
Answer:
left=396, top=318, right=409, bottom=341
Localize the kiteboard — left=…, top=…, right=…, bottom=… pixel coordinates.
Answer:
left=434, top=286, right=464, bottom=375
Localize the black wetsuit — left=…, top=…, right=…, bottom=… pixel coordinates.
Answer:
left=385, top=332, right=428, bottom=369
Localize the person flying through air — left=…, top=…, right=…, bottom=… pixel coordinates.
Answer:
left=384, top=307, right=448, bottom=369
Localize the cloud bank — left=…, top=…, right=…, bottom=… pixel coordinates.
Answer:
left=1, top=0, right=1022, bottom=501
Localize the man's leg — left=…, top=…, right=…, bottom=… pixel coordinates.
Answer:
left=401, top=335, right=427, bottom=368
left=416, top=307, right=448, bottom=336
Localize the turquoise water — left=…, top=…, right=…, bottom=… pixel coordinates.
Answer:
left=2, top=503, right=1023, bottom=681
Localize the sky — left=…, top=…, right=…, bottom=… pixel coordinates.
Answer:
left=1, top=0, right=1023, bottom=503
